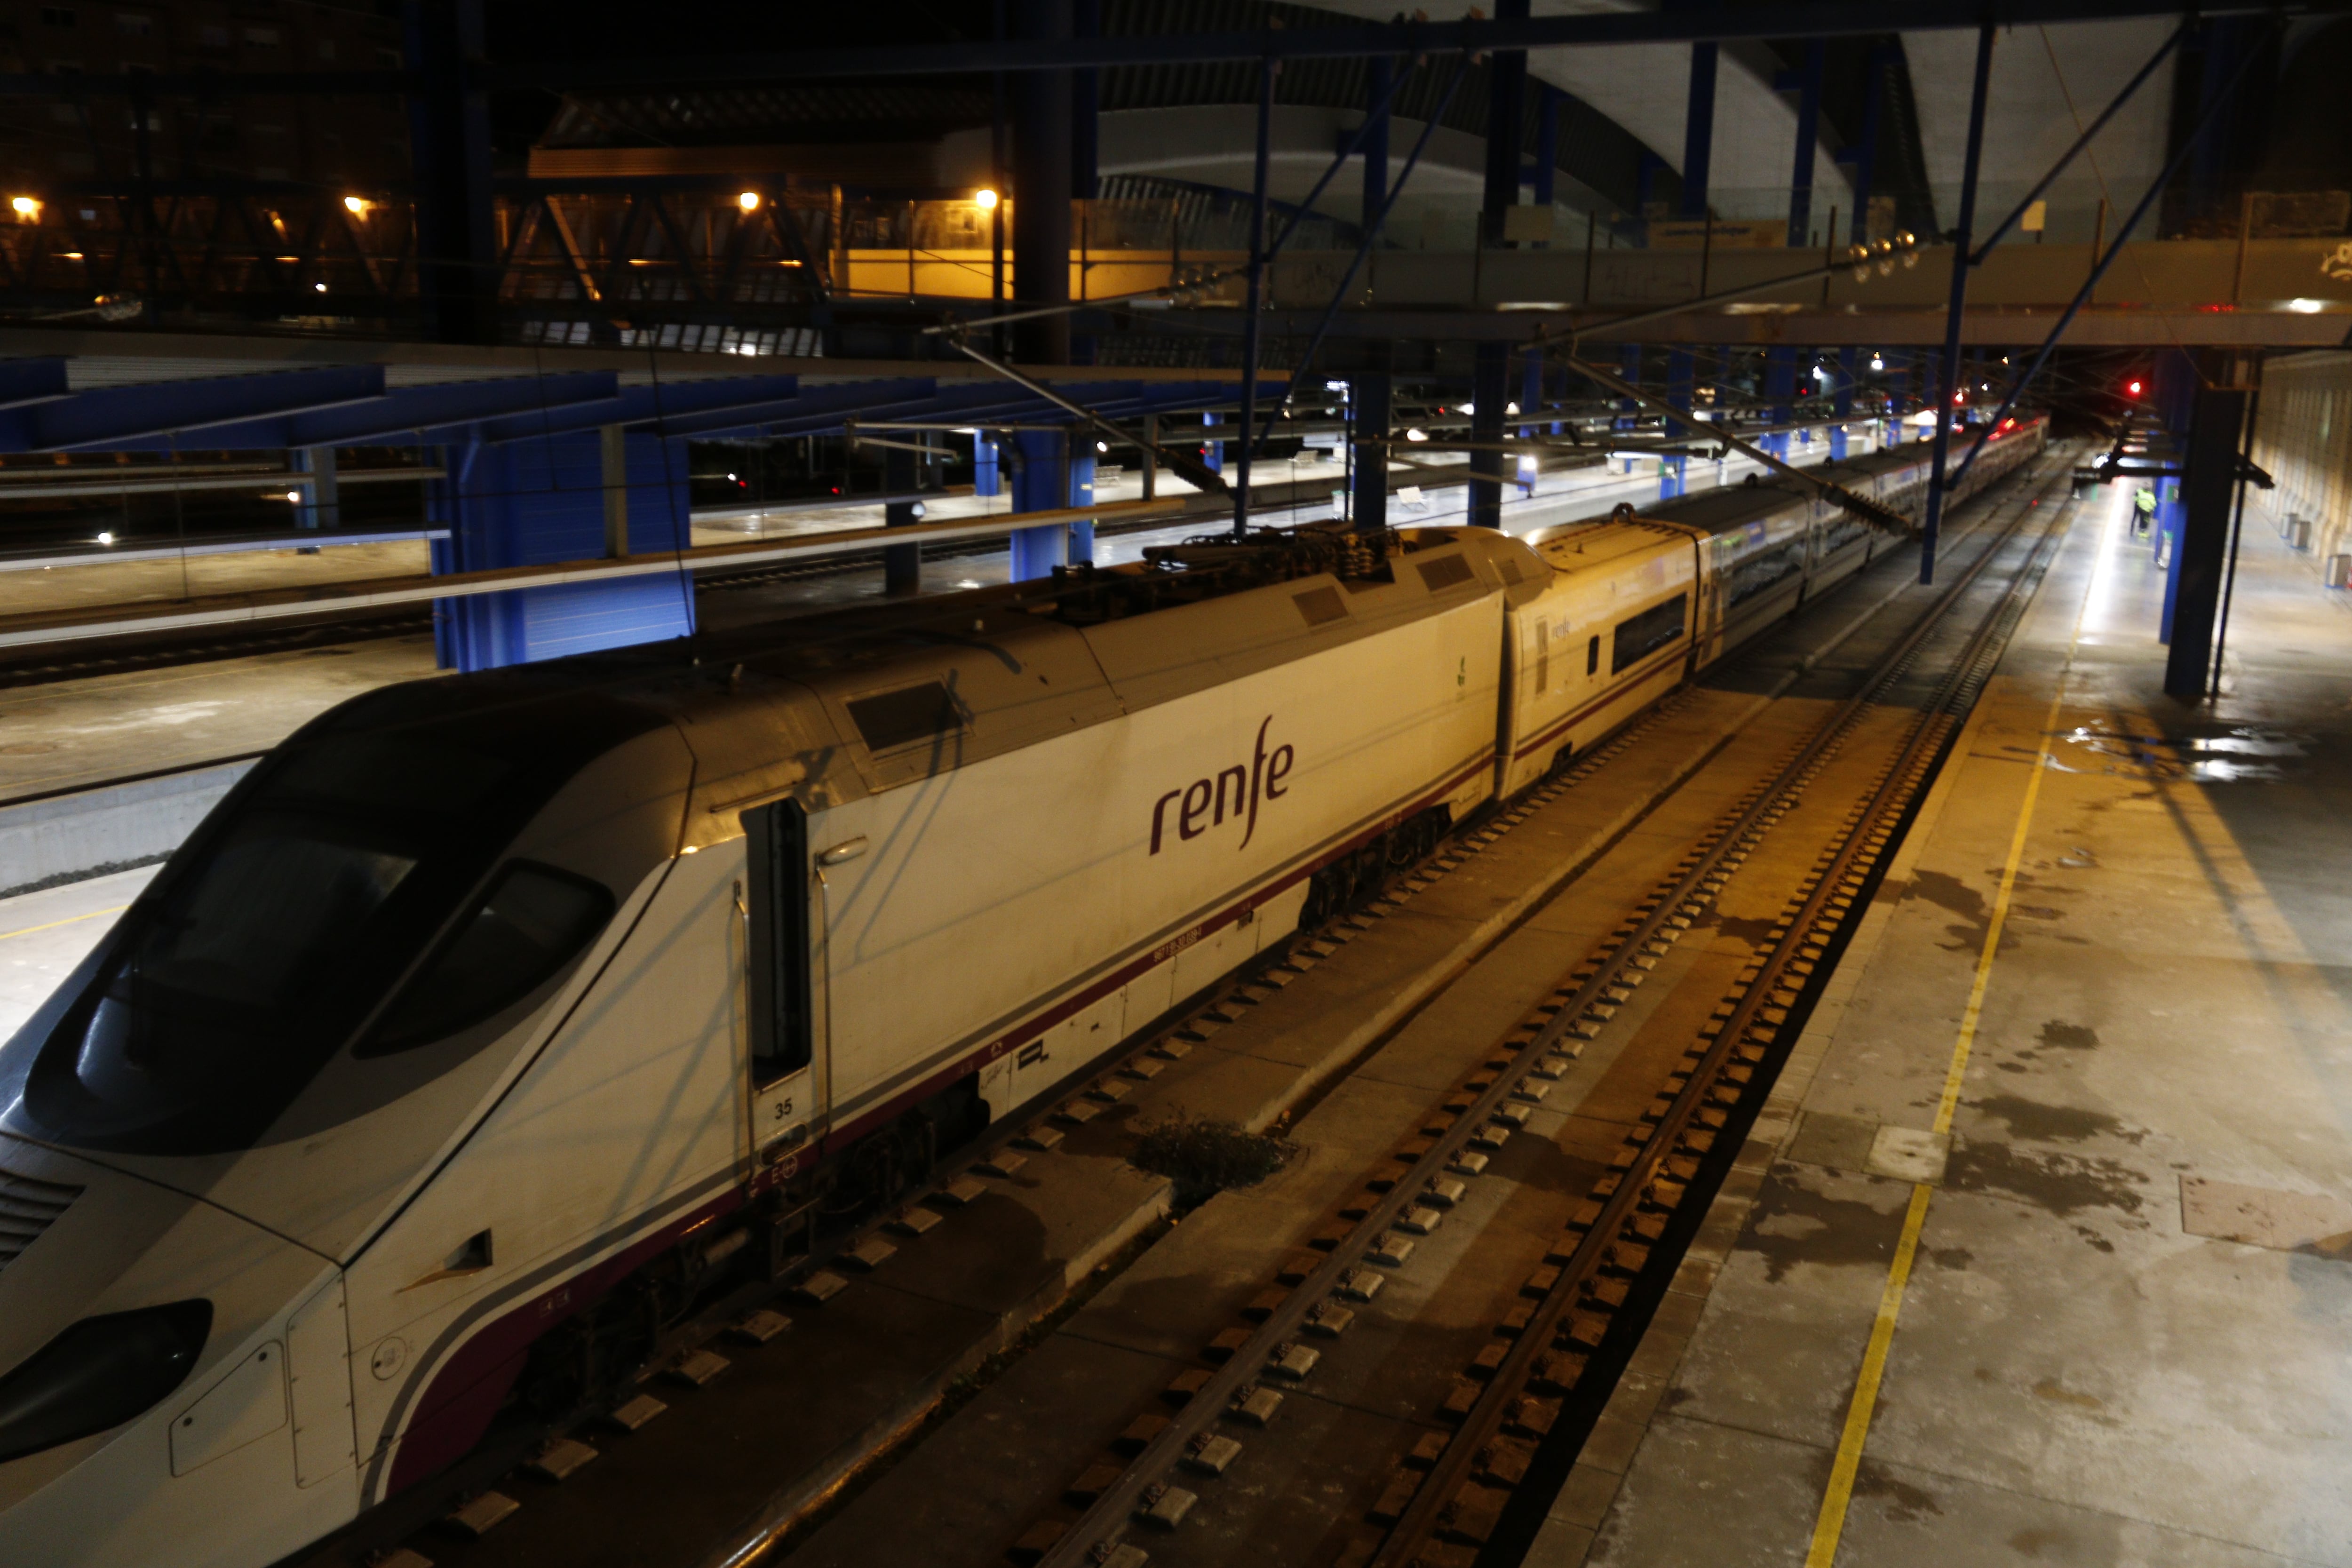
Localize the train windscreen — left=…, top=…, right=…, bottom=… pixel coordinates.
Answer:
left=6, top=730, right=594, bottom=1156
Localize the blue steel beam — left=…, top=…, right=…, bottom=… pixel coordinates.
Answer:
left=623, top=378, right=939, bottom=441
left=115, top=372, right=623, bottom=452
left=706, top=382, right=1079, bottom=442
left=0, top=359, right=68, bottom=408
left=17, top=366, right=386, bottom=454
left=472, top=373, right=806, bottom=443
left=676, top=379, right=1248, bottom=444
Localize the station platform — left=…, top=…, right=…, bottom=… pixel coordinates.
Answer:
left=1533, top=481, right=2352, bottom=1565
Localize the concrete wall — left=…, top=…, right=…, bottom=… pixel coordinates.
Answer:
left=2255, top=350, right=2352, bottom=576
left=0, top=759, right=254, bottom=899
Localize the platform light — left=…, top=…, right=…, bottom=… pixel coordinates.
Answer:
left=1096, top=440, right=1109, bottom=453
left=1869, top=354, right=1884, bottom=371
left=343, top=195, right=370, bottom=216
left=1517, top=454, right=1537, bottom=472
left=313, top=282, right=327, bottom=292
left=9, top=195, right=37, bottom=220
left=1458, top=401, right=1475, bottom=415
left=2287, top=297, right=2323, bottom=313
left=973, top=187, right=1000, bottom=211
left=1505, top=401, right=1518, bottom=414
left=285, top=490, right=302, bottom=503
left=1404, top=428, right=1428, bottom=441
left=96, top=530, right=113, bottom=544
left=737, top=190, right=761, bottom=213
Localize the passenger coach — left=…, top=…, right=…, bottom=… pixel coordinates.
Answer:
left=0, top=414, right=2042, bottom=1568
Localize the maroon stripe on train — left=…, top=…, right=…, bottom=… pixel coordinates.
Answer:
left=383, top=1187, right=744, bottom=1496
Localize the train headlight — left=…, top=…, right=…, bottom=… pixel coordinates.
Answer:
left=0, top=1301, right=211, bottom=1464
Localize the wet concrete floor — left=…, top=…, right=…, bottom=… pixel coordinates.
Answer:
left=1540, top=481, right=2352, bottom=1567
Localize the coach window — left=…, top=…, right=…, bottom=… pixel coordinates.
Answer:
left=1611, top=593, right=1688, bottom=674
left=1586, top=635, right=1600, bottom=677
left=745, top=800, right=813, bottom=1086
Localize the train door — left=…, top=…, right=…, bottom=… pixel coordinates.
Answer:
left=745, top=800, right=817, bottom=1156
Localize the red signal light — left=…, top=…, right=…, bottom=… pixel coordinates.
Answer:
left=2126, top=379, right=2143, bottom=398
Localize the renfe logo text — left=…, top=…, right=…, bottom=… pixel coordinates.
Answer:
left=1150, top=716, right=1295, bottom=855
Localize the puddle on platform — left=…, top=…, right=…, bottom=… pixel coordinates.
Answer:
left=2047, top=724, right=2304, bottom=782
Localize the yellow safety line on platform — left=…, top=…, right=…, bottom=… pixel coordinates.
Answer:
left=1805, top=1180, right=1933, bottom=1568
left=0, top=904, right=127, bottom=942
left=1804, top=482, right=2107, bottom=1568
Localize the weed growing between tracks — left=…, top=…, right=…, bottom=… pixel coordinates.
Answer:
left=1128, top=1112, right=1299, bottom=1211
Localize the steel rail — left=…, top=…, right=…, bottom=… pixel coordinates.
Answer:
left=1037, top=454, right=2065, bottom=1568
left=1373, top=468, right=2076, bottom=1567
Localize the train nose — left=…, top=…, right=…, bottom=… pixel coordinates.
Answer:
left=0, top=1137, right=208, bottom=1395
left=0, top=1134, right=347, bottom=1567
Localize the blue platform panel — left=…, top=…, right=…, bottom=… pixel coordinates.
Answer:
left=429, top=431, right=696, bottom=672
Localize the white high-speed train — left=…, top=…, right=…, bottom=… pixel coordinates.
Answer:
left=0, top=417, right=2042, bottom=1566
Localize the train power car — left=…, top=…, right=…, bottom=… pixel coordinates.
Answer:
left=0, top=415, right=2042, bottom=1568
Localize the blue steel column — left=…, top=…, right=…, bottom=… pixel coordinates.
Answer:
left=884, top=439, right=921, bottom=593
left=974, top=432, right=1001, bottom=496
left=1232, top=57, right=1273, bottom=540
left=1009, top=429, right=1071, bottom=579
left=1663, top=351, right=1693, bottom=501
left=1009, top=0, right=1073, bottom=577
left=430, top=431, right=695, bottom=673
left=1682, top=40, right=1717, bottom=222
left=2154, top=348, right=2196, bottom=639
left=1010, top=0, right=1072, bottom=370
left=1847, top=44, right=1886, bottom=243
left=1661, top=36, right=1716, bottom=502
left=1764, top=349, right=1797, bottom=462
left=2164, top=381, right=2247, bottom=695
left=295, top=446, right=338, bottom=531
left=1919, top=23, right=1996, bottom=585
left=1832, top=346, right=1854, bottom=460
left=1785, top=40, right=1824, bottom=246
left=1068, top=439, right=1098, bottom=563
left=1354, top=61, right=1394, bottom=538
left=1531, top=85, right=1559, bottom=241
left=1353, top=368, right=1391, bottom=534
left=1070, top=0, right=1100, bottom=366
left=403, top=0, right=498, bottom=344
left=1469, top=0, right=1529, bottom=530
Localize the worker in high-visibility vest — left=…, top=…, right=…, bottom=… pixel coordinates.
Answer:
left=2133, top=487, right=2156, bottom=538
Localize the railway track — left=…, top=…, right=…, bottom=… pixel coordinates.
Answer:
left=285, top=454, right=2070, bottom=1568
left=993, top=463, right=2075, bottom=1568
